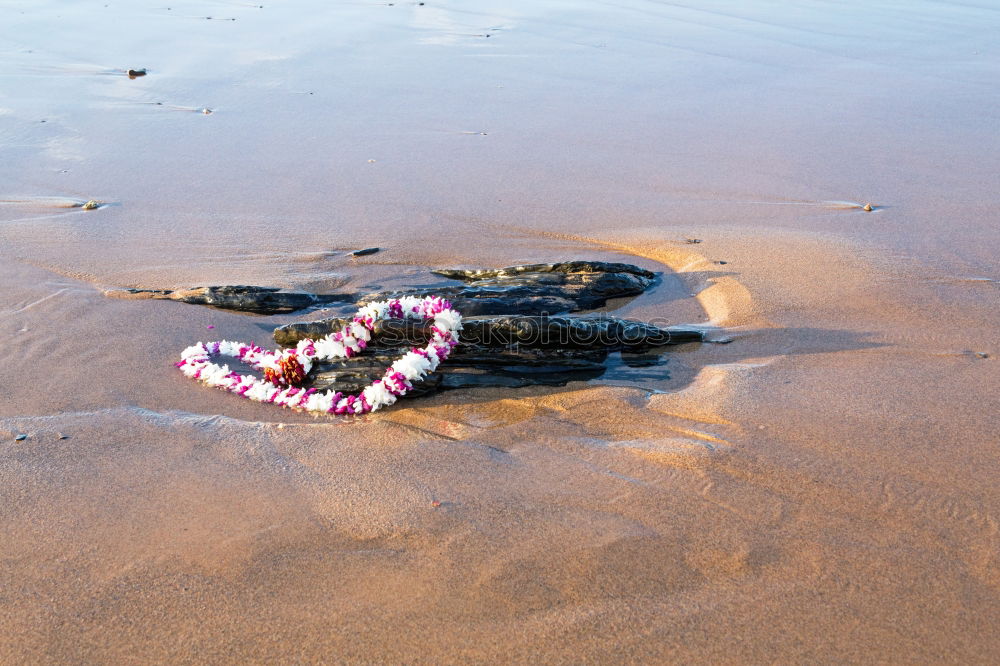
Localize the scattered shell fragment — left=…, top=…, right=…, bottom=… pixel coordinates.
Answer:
left=201, top=108, right=213, bottom=115
left=57, top=433, right=70, bottom=440
left=863, top=203, right=874, bottom=212
left=15, top=434, right=27, bottom=441
left=82, top=199, right=100, bottom=210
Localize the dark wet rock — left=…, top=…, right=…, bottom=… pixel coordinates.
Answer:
left=351, top=247, right=380, bottom=257
left=278, top=314, right=703, bottom=397
left=121, top=260, right=702, bottom=398
left=431, top=261, right=654, bottom=281
left=122, top=285, right=354, bottom=315
left=127, top=68, right=147, bottom=79
left=125, top=260, right=658, bottom=316
left=360, top=260, right=656, bottom=316
left=309, top=345, right=610, bottom=396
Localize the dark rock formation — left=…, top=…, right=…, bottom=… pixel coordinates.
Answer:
left=309, top=345, right=611, bottom=396
left=117, top=261, right=659, bottom=316
left=121, top=286, right=354, bottom=315
left=361, top=260, right=656, bottom=316
left=277, top=315, right=703, bottom=397
left=124, top=260, right=705, bottom=397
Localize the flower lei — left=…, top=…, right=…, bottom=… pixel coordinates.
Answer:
left=176, top=296, right=461, bottom=415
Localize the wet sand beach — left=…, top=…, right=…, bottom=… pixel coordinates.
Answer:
left=1, top=0, right=999, bottom=662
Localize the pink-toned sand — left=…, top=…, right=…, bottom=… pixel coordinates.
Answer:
left=1, top=0, right=998, bottom=662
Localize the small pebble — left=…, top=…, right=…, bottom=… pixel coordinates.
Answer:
left=57, top=433, right=70, bottom=440
left=431, top=500, right=442, bottom=508
left=207, top=325, right=215, bottom=330
left=15, top=434, right=27, bottom=441
left=126, top=68, right=147, bottom=79
left=716, top=260, right=728, bottom=265
left=685, top=238, right=702, bottom=244
left=201, top=108, right=213, bottom=115
left=352, top=247, right=380, bottom=257
left=82, top=200, right=100, bottom=210
left=863, top=203, right=874, bottom=212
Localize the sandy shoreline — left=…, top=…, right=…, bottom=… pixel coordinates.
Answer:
left=2, top=0, right=999, bottom=662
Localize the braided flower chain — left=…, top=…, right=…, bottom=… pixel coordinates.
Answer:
left=176, top=296, right=461, bottom=414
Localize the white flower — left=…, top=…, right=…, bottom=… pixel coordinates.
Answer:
left=398, top=296, right=422, bottom=315
left=435, top=310, right=462, bottom=332
left=392, top=351, right=431, bottom=380
left=315, top=338, right=346, bottom=359
left=349, top=322, right=369, bottom=340
left=246, top=383, right=270, bottom=402
left=363, top=382, right=397, bottom=408
left=181, top=344, right=206, bottom=360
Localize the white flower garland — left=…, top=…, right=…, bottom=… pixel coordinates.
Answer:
left=176, top=296, right=462, bottom=415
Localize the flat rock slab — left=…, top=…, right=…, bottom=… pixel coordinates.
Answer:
left=115, top=261, right=658, bottom=316
left=363, top=260, right=656, bottom=316
left=120, top=286, right=353, bottom=315
left=278, top=314, right=703, bottom=397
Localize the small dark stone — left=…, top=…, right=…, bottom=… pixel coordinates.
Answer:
left=351, top=247, right=381, bottom=257
left=127, top=68, right=147, bottom=79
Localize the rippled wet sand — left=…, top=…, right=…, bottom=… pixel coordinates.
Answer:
left=2, top=0, right=999, bottom=662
